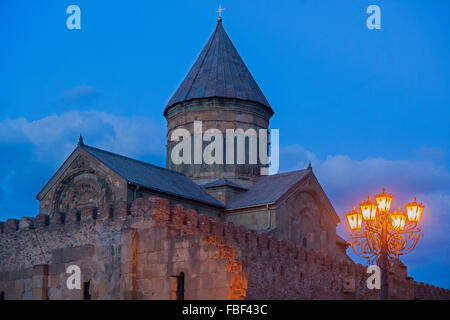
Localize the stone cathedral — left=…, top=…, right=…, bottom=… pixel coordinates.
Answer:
left=0, top=18, right=447, bottom=300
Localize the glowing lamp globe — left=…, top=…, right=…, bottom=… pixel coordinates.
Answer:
left=405, top=197, right=424, bottom=223
left=359, top=196, right=378, bottom=221
left=390, top=208, right=407, bottom=231
left=346, top=206, right=363, bottom=231
left=375, top=188, right=393, bottom=212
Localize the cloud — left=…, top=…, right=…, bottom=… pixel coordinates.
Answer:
left=280, top=144, right=450, bottom=288
left=320, top=155, right=450, bottom=200
left=280, top=145, right=320, bottom=169
left=0, top=110, right=165, bottom=164
left=62, top=85, right=100, bottom=106
left=281, top=145, right=450, bottom=204
left=413, top=146, right=448, bottom=163
left=0, top=110, right=167, bottom=221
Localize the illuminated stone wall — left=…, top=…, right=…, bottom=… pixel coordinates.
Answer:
left=0, top=197, right=449, bottom=300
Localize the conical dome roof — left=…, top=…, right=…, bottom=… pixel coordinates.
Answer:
left=165, top=19, right=272, bottom=115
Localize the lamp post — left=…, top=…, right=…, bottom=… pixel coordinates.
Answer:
left=344, top=188, right=424, bottom=300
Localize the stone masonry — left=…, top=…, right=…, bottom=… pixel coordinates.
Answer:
left=1, top=197, right=448, bottom=300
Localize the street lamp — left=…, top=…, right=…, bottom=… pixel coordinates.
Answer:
left=344, top=188, right=424, bottom=300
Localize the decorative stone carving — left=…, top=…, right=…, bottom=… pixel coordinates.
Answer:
left=58, top=178, right=103, bottom=213
left=52, top=171, right=113, bottom=214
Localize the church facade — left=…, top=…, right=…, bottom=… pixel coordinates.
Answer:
left=0, top=19, right=448, bottom=300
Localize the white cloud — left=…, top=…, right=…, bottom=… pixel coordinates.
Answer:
left=62, top=85, right=100, bottom=105
left=281, top=145, right=450, bottom=203
left=0, top=111, right=165, bottom=164
left=413, top=146, right=448, bottom=163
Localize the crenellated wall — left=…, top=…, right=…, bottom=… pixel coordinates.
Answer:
left=0, top=197, right=449, bottom=300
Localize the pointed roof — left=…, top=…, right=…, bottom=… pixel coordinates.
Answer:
left=36, top=142, right=225, bottom=209
left=80, top=144, right=224, bottom=208
left=165, top=19, right=272, bottom=115
left=225, top=170, right=311, bottom=210
left=225, top=169, right=340, bottom=222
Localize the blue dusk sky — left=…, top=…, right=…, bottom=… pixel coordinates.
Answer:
left=1, top=1, right=449, bottom=288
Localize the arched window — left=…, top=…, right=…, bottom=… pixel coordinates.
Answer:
left=297, top=214, right=313, bottom=248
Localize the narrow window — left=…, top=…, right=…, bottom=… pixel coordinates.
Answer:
left=0, top=291, right=4, bottom=300
left=170, top=272, right=185, bottom=300
left=83, top=280, right=91, bottom=300
left=176, top=272, right=185, bottom=300
left=302, top=237, right=307, bottom=248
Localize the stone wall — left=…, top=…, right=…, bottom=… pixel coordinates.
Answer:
left=226, top=207, right=275, bottom=230
left=0, top=201, right=126, bottom=300
left=127, top=187, right=223, bottom=219
left=140, top=197, right=450, bottom=300
left=1, top=197, right=449, bottom=300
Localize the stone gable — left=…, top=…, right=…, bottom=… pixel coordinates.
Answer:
left=38, top=147, right=128, bottom=216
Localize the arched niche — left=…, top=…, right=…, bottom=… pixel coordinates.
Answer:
left=287, top=191, right=323, bottom=250
left=51, top=156, right=114, bottom=213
